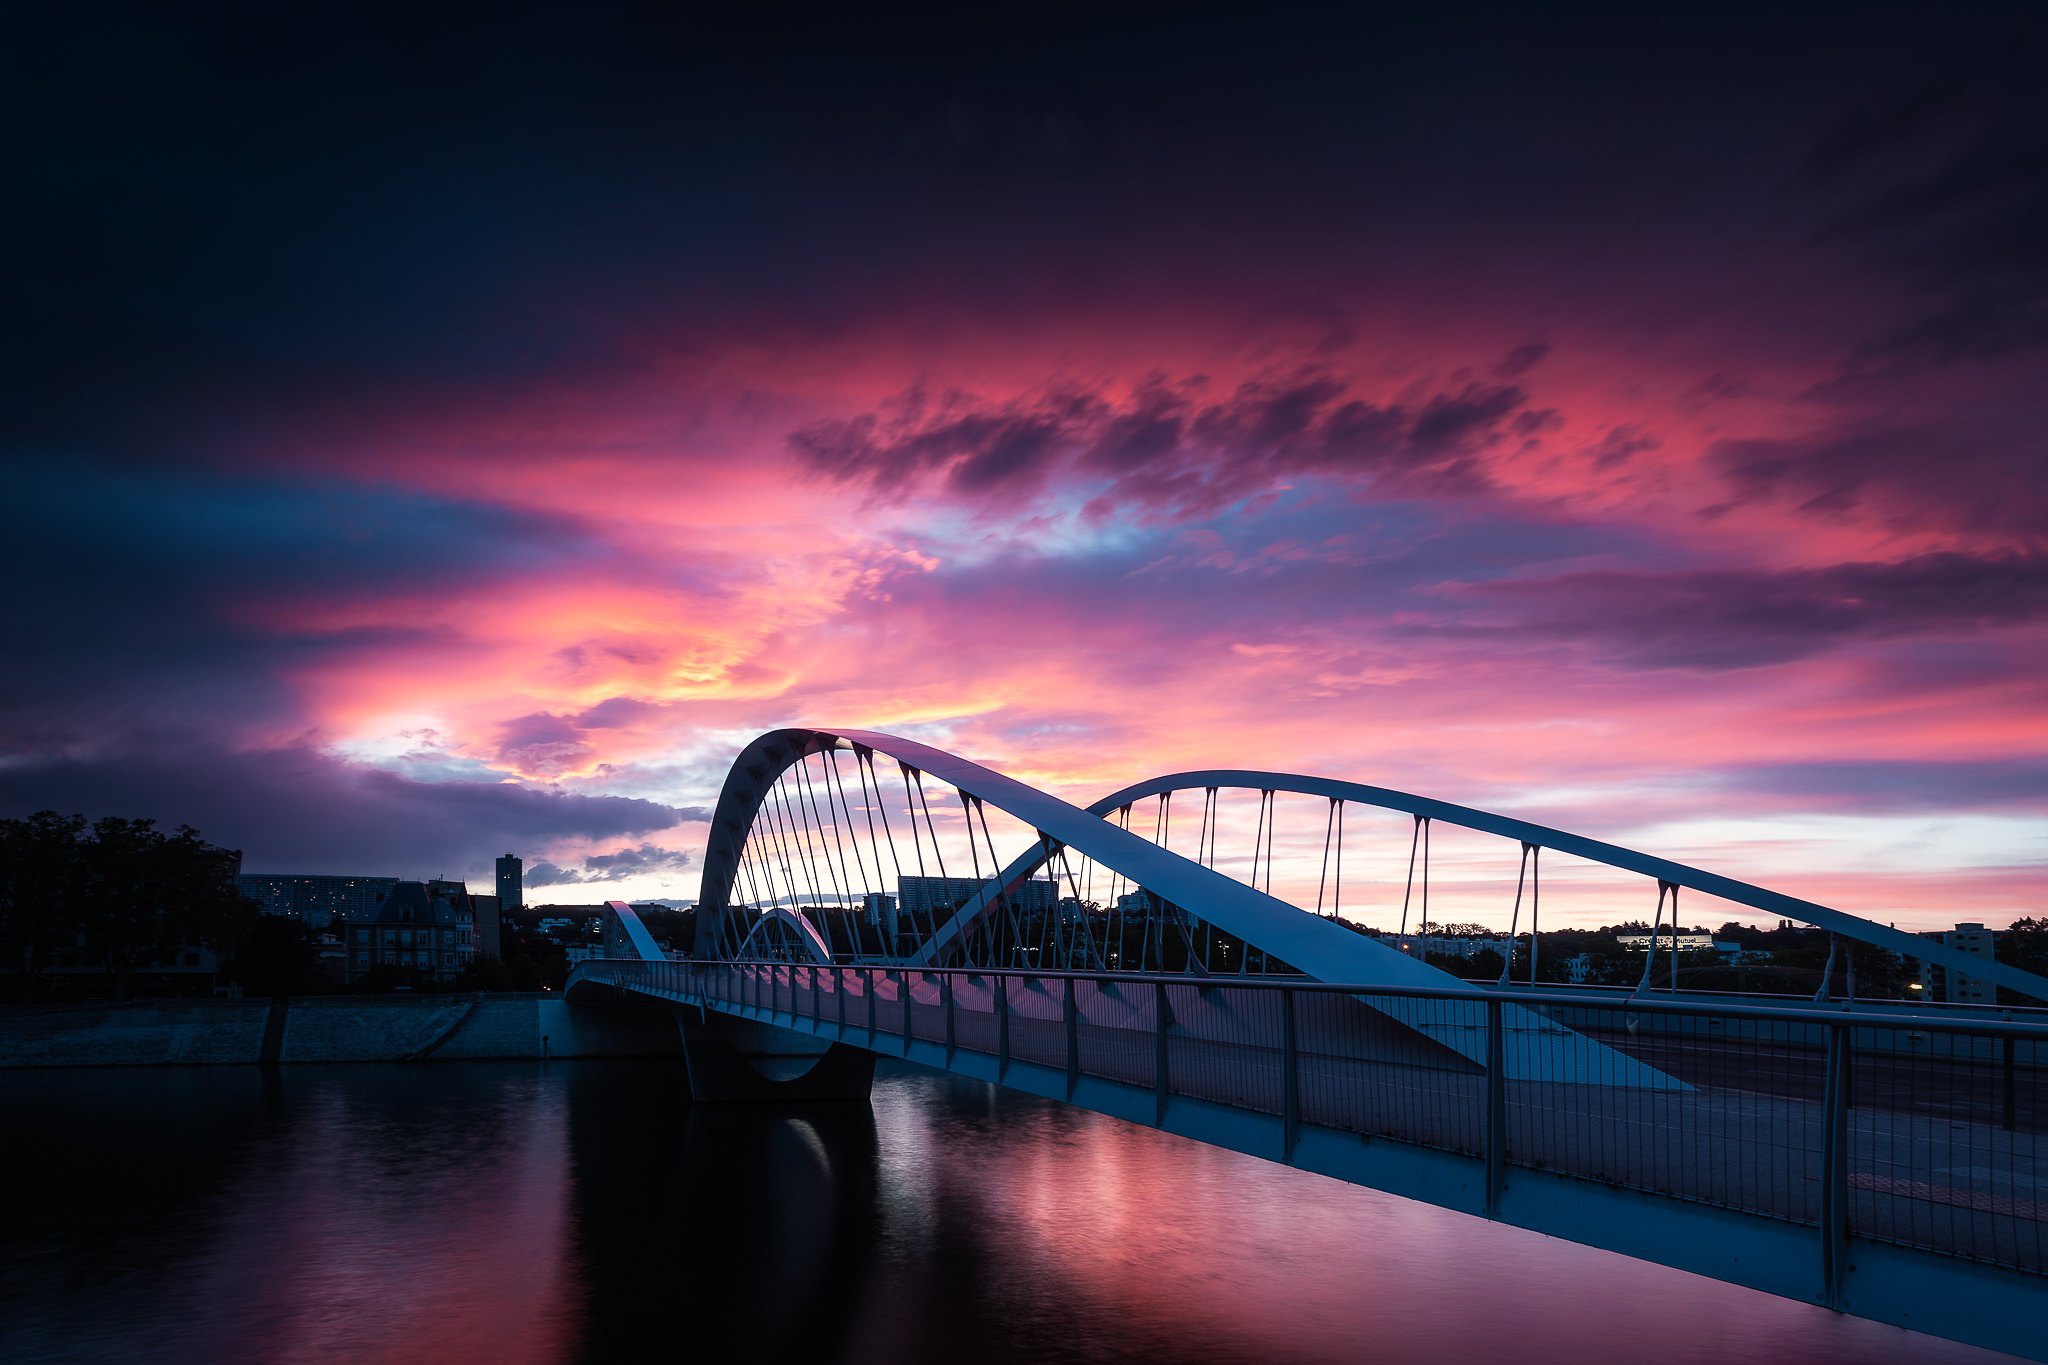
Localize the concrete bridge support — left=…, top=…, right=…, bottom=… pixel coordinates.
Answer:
left=669, top=1004, right=875, bottom=1102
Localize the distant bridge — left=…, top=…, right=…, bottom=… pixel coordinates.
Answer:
left=567, top=726, right=2048, bottom=1360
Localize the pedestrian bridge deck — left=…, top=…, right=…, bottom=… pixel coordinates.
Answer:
left=570, top=958, right=2048, bottom=1361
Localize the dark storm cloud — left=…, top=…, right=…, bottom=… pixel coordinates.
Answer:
left=792, top=369, right=1543, bottom=517
left=1705, top=420, right=2047, bottom=536
left=1801, top=84, right=1966, bottom=185
left=1430, top=550, right=2048, bottom=670
left=18, top=3, right=2027, bottom=474
left=1587, top=425, right=1660, bottom=470
left=1491, top=343, right=1551, bottom=380
left=0, top=739, right=691, bottom=873
left=526, top=843, right=697, bottom=888
left=0, top=461, right=600, bottom=736
left=1407, top=384, right=1530, bottom=458
left=791, top=394, right=1105, bottom=496
left=1807, top=73, right=2048, bottom=367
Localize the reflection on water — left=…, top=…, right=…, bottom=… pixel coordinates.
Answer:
left=0, top=1060, right=2010, bottom=1364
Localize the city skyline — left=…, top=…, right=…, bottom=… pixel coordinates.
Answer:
left=4, top=8, right=2044, bottom=926
left=5, top=13, right=2047, bottom=1361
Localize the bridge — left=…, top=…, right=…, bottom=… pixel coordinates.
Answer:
left=566, top=726, right=2048, bottom=1360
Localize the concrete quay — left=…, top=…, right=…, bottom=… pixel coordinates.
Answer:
left=0, top=994, right=679, bottom=1068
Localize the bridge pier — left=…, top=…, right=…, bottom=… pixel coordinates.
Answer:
left=670, top=1004, right=876, bottom=1102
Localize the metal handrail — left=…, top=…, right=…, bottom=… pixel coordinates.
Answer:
left=579, top=956, right=2048, bottom=1040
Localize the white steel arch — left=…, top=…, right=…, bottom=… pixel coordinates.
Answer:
left=1111, top=772, right=2048, bottom=1005
left=904, top=770, right=2048, bottom=1008
left=733, top=905, right=836, bottom=963
left=696, top=727, right=1680, bottom=1086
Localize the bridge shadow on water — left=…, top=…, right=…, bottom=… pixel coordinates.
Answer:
left=563, top=1060, right=883, bottom=1363
left=0, top=1057, right=2021, bottom=1364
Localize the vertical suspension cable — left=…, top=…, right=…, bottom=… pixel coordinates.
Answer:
left=760, top=773, right=802, bottom=911
left=1528, top=845, right=1542, bottom=986
left=960, top=791, right=988, bottom=966
left=792, top=756, right=843, bottom=907
left=823, top=752, right=870, bottom=900
left=910, top=768, right=957, bottom=959
left=746, top=821, right=790, bottom=949
left=1055, top=846, right=1097, bottom=970
left=985, top=801, right=1026, bottom=967
left=1315, top=798, right=1336, bottom=916
left=765, top=775, right=812, bottom=904
left=1333, top=799, right=1344, bottom=924
left=1120, top=803, right=1135, bottom=966
left=971, top=795, right=1021, bottom=968
left=793, top=756, right=853, bottom=959
left=736, top=831, right=769, bottom=913
left=1245, top=790, right=1263, bottom=974
left=1253, top=794, right=1269, bottom=900
left=1044, top=839, right=1068, bottom=967
left=1041, top=838, right=1064, bottom=969
left=808, top=753, right=863, bottom=962
left=1502, top=842, right=1531, bottom=987
left=1143, top=791, right=1166, bottom=972
left=825, top=749, right=871, bottom=891
left=1170, top=897, right=1200, bottom=974
left=758, top=777, right=803, bottom=913
left=1637, top=882, right=1671, bottom=995
left=1667, top=884, right=1680, bottom=994
left=750, top=790, right=790, bottom=925
left=1051, top=844, right=1077, bottom=969
left=1200, top=789, right=1217, bottom=971
left=1419, top=816, right=1432, bottom=965
left=860, top=750, right=909, bottom=957
left=1399, top=815, right=1422, bottom=940
left=762, top=780, right=814, bottom=954
left=775, top=769, right=828, bottom=946
left=1107, top=805, right=1132, bottom=970
left=1034, top=834, right=1056, bottom=968
left=730, top=835, right=768, bottom=956
left=824, top=750, right=875, bottom=960
left=962, top=800, right=999, bottom=969
left=1240, top=792, right=1263, bottom=976
left=898, top=763, right=936, bottom=955
left=772, top=772, right=829, bottom=942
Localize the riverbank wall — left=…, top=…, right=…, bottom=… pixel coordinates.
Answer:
left=0, top=994, right=681, bottom=1068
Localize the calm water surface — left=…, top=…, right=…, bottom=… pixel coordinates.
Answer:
left=0, top=1060, right=2017, bottom=1364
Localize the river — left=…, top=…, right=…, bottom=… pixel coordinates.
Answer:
left=0, top=1060, right=2013, bottom=1363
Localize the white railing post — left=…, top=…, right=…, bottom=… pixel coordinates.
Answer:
left=1154, top=979, right=1171, bottom=1126
left=1821, top=1020, right=1850, bottom=1308
left=1281, top=986, right=1299, bottom=1159
left=1485, top=995, right=1506, bottom=1214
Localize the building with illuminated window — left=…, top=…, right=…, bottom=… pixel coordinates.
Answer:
left=237, top=873, right=398, bottom=929
left=341, top=881, right=476, bottom=983
left=496, top=853, right=523, bottom=910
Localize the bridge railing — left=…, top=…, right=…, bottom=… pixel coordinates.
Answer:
left=578, top=958, right=2047, bottom=1281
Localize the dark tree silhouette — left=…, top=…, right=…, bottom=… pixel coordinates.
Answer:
left=0, top=812, right=257, bottom=1000
left=0, top=812, right=88, bottom=1001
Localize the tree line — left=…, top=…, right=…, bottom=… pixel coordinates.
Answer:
left=0, top=811, right=259, bottom=1001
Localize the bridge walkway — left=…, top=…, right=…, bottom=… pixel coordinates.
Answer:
left=572, top=958, right=2048, bottom=1360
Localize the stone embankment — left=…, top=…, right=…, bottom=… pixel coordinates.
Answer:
left=0, top=994, right=680, bottom=1068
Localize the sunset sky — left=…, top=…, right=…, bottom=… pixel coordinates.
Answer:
left=4, top=6, right=2043, bottom=926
